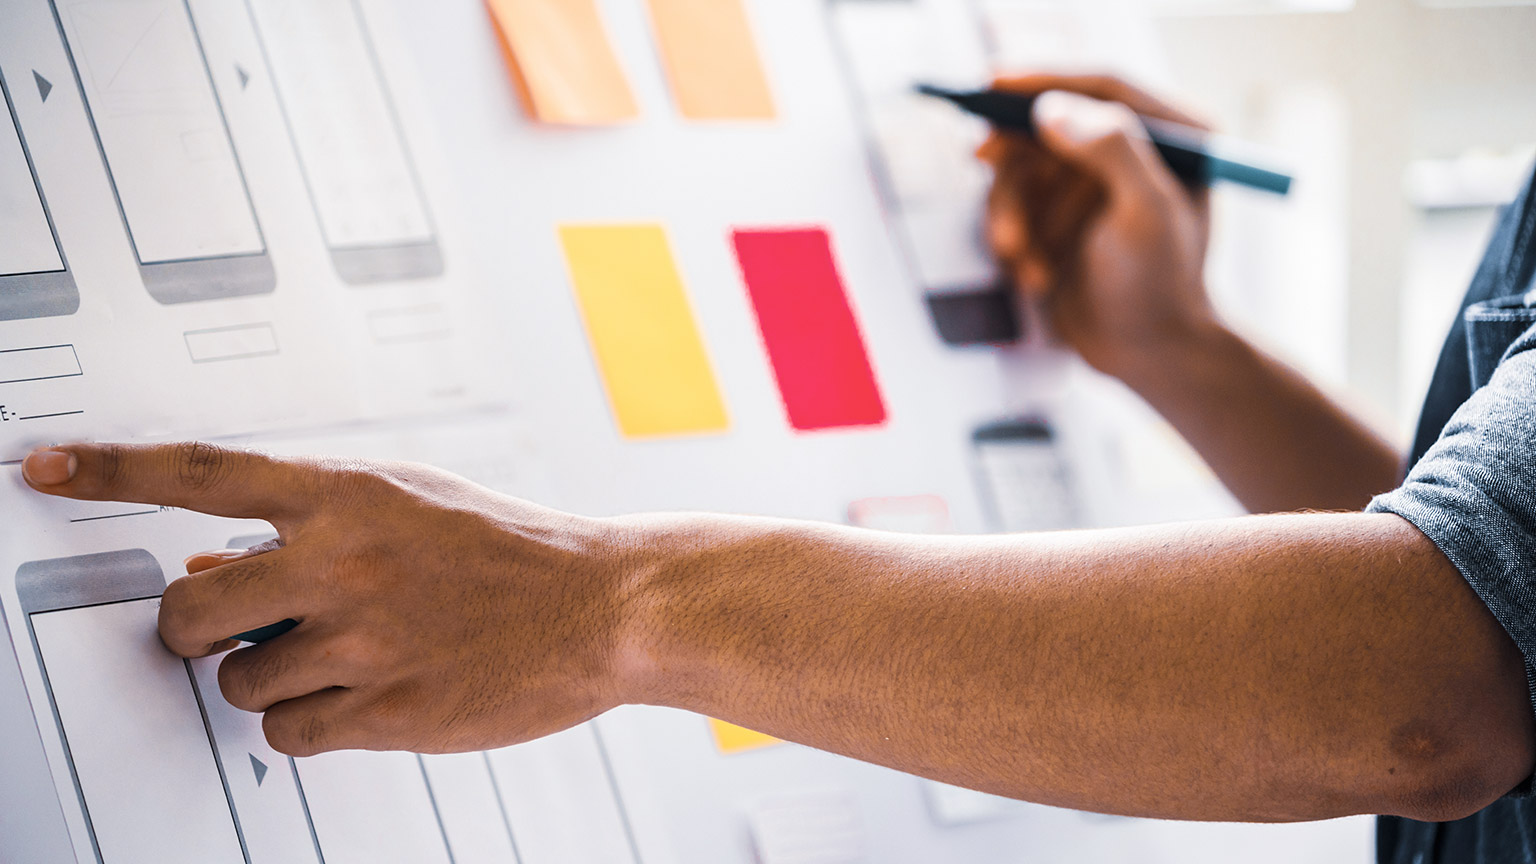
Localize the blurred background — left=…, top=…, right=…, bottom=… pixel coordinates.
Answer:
left=3, top=1, right=1534, bottom=862
left=1142, top=0, right=1536, bottom=438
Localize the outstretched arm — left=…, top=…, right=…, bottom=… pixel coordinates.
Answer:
left=981, top=74, right=1402, bottom=513
left=22, top=443, right=1532, bottom=823
left=619, top=510, right=1527, bottom=823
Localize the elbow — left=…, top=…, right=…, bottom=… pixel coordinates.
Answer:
left=1388, top=765, right=1515, bottom=823
left=1374, top=714, right=1535, bottom=823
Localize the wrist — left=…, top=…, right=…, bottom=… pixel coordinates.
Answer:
left=1104, top=313, right=1244, bottom=402
left=602, top=514, right=798, bottom=716
left=601, top=513, right=697, bottom=709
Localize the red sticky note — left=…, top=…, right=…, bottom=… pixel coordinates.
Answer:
left=731, top=228, right=887, bottom=431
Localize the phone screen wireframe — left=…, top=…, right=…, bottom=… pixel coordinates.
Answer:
left=971, top=418, right=1080, bottom=533
left=48, top=0, right=275, bottom=305
left=246, top=0, right=444, bottom=285
left=0, top=596, right=76, bottom=862
left=0, top=67, right=79, bottom=320
left=16, top=549, right=252, bottom=864
left=824, top=0, right=1019, bottom=345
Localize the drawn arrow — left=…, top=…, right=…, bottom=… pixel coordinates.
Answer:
left=250, top=753, right=268, bottom=787
left=236, top=64, right=250, bottom=90
left=32, top=71, right=52, bottom=103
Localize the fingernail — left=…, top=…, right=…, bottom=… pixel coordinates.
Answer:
left=23, top=449, right=76, bottom=486
left=1033, top=91, right=1078, bottom=133
left=183, top=549, right=245, bottom=569
left=1033, top=90, right=1114, bottom=143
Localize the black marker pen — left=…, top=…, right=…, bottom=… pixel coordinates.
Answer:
left=916, top=83, right=1293, bottom=196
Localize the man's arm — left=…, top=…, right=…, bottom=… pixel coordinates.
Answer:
left=982, top=75, right=1402, bottom=513
left=1127, top=323, right=1404, bottom=515
left=22, top=444, right=1534, bottom=823
left=619, top=511, right=1530, bottom=823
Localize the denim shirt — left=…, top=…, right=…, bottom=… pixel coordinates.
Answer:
left=1371, top=162, right=1536, bottom=864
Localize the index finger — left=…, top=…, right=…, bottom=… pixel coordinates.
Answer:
left=992, top=73, right=1210, bottom=131
left=22, top=441, right=317, bottom=523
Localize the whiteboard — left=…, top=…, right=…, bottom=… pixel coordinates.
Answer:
left=0, top=0, right=1370, bottom=861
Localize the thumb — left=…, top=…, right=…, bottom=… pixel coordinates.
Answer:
left=1032, top=90, right=1178, bottom=214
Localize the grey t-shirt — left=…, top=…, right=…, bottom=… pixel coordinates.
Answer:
left=1370, top=163, right=1536, bottom=863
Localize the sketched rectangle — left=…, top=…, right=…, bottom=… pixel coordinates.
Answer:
left=183, top=323, right=279, bottom=363
left=367, top=304, right=453, bottom=344
left=0, top=344, right=82, bottom=385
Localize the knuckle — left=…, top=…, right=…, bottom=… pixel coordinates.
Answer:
left=322, top=460, right=401, bottom=507
left=1104, top=115, right=1144, bottom=146
left=98, top=444, right=128, bottom=490
left=157, top=580, right=204, bottom=652
left=295, top=711, right=331, bottom=754
left=262, top=699, right=338, bottom=757
left=161, top=573, right=194, bottom=609
left=325, top=538, right=395, bottom=600
left=173, top=441, right=233, bottom=492
left=240, top=649, right=294, bottom=710
left=212, top=554, right=275, bottom=599
left=262, top=709, right=314, bottom=757
left=1078, top=124, right=1134, bottom=158
left=218, top=654, right=261, bottom=712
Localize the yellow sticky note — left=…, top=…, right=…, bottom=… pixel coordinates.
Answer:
left=485, top=0, right=640, bottom=124
left=559, top=225, right=729, bottom=439
left=709, top=718, right=781, bottom=754
left=644, top=0, right=775, bottom=120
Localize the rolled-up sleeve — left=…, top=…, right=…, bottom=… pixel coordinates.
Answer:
left=1371, top=323, right=1536, bottom=661
left=1369, top=322, right=1536, bottom=794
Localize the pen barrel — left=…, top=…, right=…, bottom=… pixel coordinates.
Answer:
left=1152, top=140, right=1213, bottom=189
left=913, top=84, right=1293, bottom=196
left=1143, top=116, right=1292, bottom=196
left=1141, top=116, right=1213, bottom=189
left=1204, top=155, right=1294, bottom=196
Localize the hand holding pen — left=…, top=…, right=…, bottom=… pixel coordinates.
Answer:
left=971, top=74, right=1221, bottom=388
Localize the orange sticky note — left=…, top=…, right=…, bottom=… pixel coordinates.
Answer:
left=485, top=0, right=640, bottom=124
left=708, top=717, right=781, bottom=754
left=644, top=0, right=775, bottom=120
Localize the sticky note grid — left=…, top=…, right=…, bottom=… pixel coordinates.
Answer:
left=486, top=0, right=775, bottom=123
